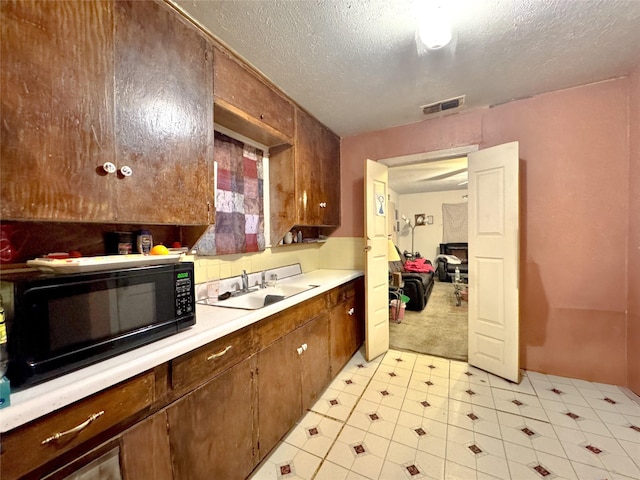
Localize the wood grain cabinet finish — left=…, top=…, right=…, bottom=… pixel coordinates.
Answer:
left=0, top=373, right=154, bottom=480
left=257, top=312, right=330, bottom=462
left=329, top=278, right=365, bottom=377
left=113, top=1, right=214, bottom=225
left=120, top=411, right=173, bottom=480
left=170, top=324, right=254, bottom=394
left=0, top=0, right=116, bottom=222
left=213, top=46, right=294, bottom=141
left=295, top=108, right=341, bottom=227
left=167, top=357, right=257, bottom=480
left=0, top=0, right=214, bottom=225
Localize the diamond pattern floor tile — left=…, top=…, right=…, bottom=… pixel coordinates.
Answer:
left=249, top=346, right=640, bottom=480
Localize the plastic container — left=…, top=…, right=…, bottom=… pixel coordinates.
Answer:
left=390, top=299, right=406, bottom=322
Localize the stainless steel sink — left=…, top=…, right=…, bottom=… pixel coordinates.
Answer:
left=199, top=284, right=318, bottom=310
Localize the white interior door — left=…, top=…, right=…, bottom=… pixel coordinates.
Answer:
left=467, top=141, right=520, bottom=383
left=364, top=159, right=389, bottom=361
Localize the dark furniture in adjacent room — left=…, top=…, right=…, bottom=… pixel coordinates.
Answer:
left=388, top=248, right=435, bottom=312
left=437, top=242, right=469, bottom=282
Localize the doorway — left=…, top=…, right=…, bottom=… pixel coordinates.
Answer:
left=380, top=146, right=476, bottom=361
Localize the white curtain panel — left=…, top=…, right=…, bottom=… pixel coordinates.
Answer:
left=442, top=202, right=468, bottom=243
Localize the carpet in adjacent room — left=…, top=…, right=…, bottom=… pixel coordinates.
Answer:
left=389, top=281, right=468, bottom=361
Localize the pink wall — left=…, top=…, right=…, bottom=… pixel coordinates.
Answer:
left=628, top=65, right=640, bottom=394
left=340, top=77, right=635, bottom=386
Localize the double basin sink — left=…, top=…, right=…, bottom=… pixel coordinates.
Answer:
left=199, top=283, right=319, bottom=310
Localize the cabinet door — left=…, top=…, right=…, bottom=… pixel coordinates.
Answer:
left=329, top=279, right=365, bottom=376
left=167, top=357, right=256, bottom=480
left=295, top=108, right=323, bottom=225
left=120, top=411, right=172, bottom=480
left=214, top=46, right=294, bottom=139
left=294, top=108, right=341, bottom=226
left=256, top=330, right=303, bottom=462
left=299, top=313, right=330, bottom=411
left=0, top=0, right=116, bottom=222
left=113, top=1, right=214, bottom=225
left=319, top=125, right=341, bottom=226
left=330, top=300, right=358, bottom=377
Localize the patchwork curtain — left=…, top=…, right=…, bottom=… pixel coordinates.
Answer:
left=195, top=132, right=265, bottom=255
left=442, top=202, right=468, bottom=243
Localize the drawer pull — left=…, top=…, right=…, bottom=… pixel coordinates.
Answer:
left=41, top=411, right=105, bottom=445
left=348, top=308, right=355, bottom=316
left=207, top=345, right=232, bottom=361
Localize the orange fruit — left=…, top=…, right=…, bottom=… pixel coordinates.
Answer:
left=150, top=244, right=170, bottom=255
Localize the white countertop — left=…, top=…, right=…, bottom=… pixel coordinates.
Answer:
left=0, top=269, right=363, bottom=432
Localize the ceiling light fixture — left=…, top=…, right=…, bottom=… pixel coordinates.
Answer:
left=418, top=2, right=452, bottom=50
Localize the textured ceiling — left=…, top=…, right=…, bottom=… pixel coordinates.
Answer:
left=171, top=0, right=640, bottom=194
left=172, top=0, right=640, bottom=138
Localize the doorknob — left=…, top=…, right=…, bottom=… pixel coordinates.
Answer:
left=364, top=245, right=372, bottom=252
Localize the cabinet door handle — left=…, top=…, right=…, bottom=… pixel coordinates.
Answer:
left=297, top=346, right=303, bottom=355
left=302, top=343, right=308, bottom=351
left=41, top=411, right=105, bottom=445
left=348, top=308, right=355, bottom=316
left=207, top=345, right=232, bottom=361
left=119, top=165, right=133, bottom=177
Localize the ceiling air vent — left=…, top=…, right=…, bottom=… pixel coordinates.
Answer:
left=421, top=95, right=465, bottom=116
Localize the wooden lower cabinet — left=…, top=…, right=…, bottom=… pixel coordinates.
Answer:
left=1, top=279, right=363, bottom=480
left=299, top=313, right=330, bottom=411
left=166, top=357, right=257, bottom=480
left=329, top=278, right=365, bottom=377
left=257, top=313, right=330, bottom=462
left=120, top=411, right=173, bottom=480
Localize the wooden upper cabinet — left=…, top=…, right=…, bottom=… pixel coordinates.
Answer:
left=0, top=0, right=116, bottom=222
left=0, top=0, right=214, bottom=225
left=213, top=46, right=294, bottom=144
left=113, top=1, right=214, bottom=225
left=295, top=108, right=341, bottom=227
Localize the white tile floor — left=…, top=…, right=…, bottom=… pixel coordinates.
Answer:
left=250, top=348, right=640, bottom=480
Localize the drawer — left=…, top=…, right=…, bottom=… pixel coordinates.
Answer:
left=254, top=294, right=327, bottom=351
left=327, top=280, right=357, bottom=308
left=0, top=372, right=154, bottom=480
left=171, top=325, right=254, bottom=392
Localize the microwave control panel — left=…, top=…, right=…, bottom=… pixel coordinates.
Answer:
left=175, top=270, right=194, bottom=317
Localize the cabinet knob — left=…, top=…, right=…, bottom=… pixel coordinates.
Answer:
left=297, top=346, right=303, bottom=355
left=348, top=308, right=355, bottom=316
left=102, top=162, right=117, bottom=174
left=302, top=343, right=308, bottom=351
left=119, top=165, right=133, bottom=177
left=319, top=202, right=327, bottom=208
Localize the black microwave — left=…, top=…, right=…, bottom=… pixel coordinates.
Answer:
left=0, top=262, right=195, bottom=389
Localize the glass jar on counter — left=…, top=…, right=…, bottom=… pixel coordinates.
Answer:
left=137, top=230, right=153, bottom=255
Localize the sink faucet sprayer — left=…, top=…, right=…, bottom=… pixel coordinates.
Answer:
left=241, top=270, right=249, bottom=292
